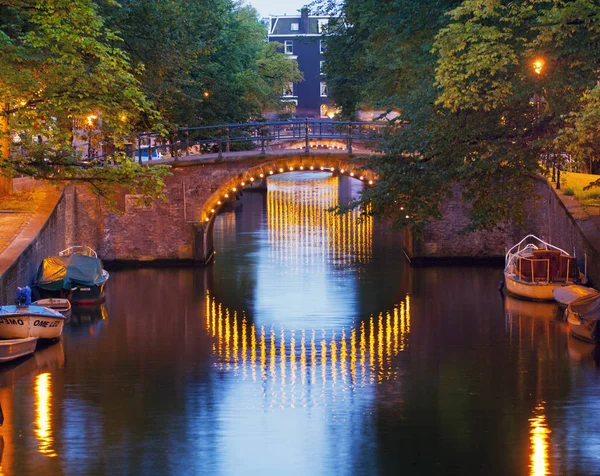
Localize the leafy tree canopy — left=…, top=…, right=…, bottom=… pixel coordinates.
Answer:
left=316, top=0, right=600, bottom=231
left=0, top=0, right=168, bottom=200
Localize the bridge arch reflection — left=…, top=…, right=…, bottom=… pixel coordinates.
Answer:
left=204, top=291, right=411, bottom=406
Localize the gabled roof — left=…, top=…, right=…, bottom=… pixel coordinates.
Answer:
left=268, top=16, right=333, bottom=36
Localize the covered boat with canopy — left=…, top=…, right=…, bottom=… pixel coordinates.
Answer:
left=33, top=246, right=109, bottom=304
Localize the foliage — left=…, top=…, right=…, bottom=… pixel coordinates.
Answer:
left=316, top=0, right=600, bottom=231
left=0, top=0, right=168, bottom=203
left=98, top=0, right=302, bottom=127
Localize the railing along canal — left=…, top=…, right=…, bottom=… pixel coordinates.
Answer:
left=128, top=119, right=388, bottom=163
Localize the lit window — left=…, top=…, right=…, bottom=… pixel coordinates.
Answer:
left=283, top=82, right=295, bottom=97
left=291, top=23, right=299, bottom=31
left=318, top=19, right=329, bottom=33
left=320, top=104, right=328, bottom=118
left=320, top=82, right=328, bottom=97
left=284, top=40, right=293, bottom=55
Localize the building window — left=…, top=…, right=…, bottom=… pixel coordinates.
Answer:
left=320, top=104, right=329, bottom=118
left=318, top=19, right=329, bottom=33
left=320, top=82, right=328, bottom=97
left=319, top=40, right=326, bottom=55
left=320, top=61, right=325, bottom=74
left=284, top=40, right=293, bottom=55
left=283, top=82, right=295, bottom=97
left=291, top=22, right=299, bottom=31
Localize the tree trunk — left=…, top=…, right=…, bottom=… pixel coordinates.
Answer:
left=0, top=103, right=13, bottom=195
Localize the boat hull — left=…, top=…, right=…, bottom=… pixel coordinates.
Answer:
left=0, top=309, right=65, bottom=340
left=36, top=282, right=106, bottom=305
left=33, top=298, right=72, bottom=319
left=0, top=337, right=38, bottom=362
left=504, top=274, right=563, bottom=301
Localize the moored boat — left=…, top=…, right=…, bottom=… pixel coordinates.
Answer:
left=565, top=293, right=600, bottom=344
left=33, top=246, right=109, bottom=305
left=0, top=287, right=66, bottom=340
left=504, top=235, right=582, bottom=301
left=553, top=284, right=599, bottom=307
left=33, top=298, right=72, bottom=319
left=0, top=337, right=38, bottom=363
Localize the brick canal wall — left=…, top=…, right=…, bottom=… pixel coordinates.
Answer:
left=6, top=167, right=600, bottom=296
left=0, top=190, right=67, bottom=303
left=405, top=177, right=600, bottom=286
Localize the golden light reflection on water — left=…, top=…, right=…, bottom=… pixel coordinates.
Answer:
left=267, top=175, right=373, bottom=265
left=34, top=372, right=57, bottom=458
left=529, top=403, right=551, bottom=476
left=205, top=293, right=411, bottom=403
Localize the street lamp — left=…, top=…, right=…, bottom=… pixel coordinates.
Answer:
left=86, top=114, right=97, bottom=159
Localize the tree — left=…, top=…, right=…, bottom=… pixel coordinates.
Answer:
left=98, top=0, right=302, bottom=127
left=318, top=0, right=600, bottom=231
left=0, top=0, right=169, bottom=200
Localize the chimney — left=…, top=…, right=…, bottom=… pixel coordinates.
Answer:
left=300, top=7, right=309, bottom=34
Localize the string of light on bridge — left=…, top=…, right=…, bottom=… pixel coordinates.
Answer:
left=203, top=164, right=389, bottom=223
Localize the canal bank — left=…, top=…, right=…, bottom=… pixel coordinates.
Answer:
left=404, top=177, right=600, bottom=286
left=2, top=175, right=600, bottom=302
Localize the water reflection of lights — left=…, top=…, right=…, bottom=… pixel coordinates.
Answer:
left=529, top=403, right=551, bottom=476
left=35, top=373, right=57, bottom=457
left=267, top=175, right=373, bottom=265
left=205, top=292, right=411, bottom=402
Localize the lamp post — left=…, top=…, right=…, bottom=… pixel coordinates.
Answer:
left=86, top=114, right=97, bottom=160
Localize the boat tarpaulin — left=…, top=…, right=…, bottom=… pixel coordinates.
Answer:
left=35, top=254, right=106, bottom=291
left=569, top=293, right=600, bottom=321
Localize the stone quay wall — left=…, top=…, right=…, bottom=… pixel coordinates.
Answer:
left=0, top=191, right=67, bottom=303
left=405, top=177, right=600, bottom=286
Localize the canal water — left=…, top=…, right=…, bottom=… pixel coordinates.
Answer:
left=0, top=173, right=599, bottom=475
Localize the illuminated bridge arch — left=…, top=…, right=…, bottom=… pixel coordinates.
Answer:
left=181, top=153, right=378, bottom=264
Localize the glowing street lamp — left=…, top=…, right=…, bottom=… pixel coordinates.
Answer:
left=532, top=58, right=545, bottom=76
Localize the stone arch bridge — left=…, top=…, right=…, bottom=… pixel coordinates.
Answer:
left=69, top=148, right=379, bottom=266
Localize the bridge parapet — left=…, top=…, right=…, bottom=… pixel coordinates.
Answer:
left=127, top=119, right=389, bottom=163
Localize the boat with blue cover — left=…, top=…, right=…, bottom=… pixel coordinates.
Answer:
left=33, top=246, right=109, bottom=305
left=0, top=287, right=66, bottom=340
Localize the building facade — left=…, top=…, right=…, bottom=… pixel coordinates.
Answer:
left=268, top=9, right=335, bottom=118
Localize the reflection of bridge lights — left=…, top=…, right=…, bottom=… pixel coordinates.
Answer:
left=267, top=175, right=373, bottom=265
left=35, top=373, right=57, bottom=458
left=529, top=403, right=551, bottom=476
left=205, top=292, right=412, bottom=404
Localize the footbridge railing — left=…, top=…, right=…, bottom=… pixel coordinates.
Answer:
left=128, top=119, right=390, bottom=163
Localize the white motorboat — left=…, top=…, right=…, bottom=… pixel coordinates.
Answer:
left=565, top=293, right=600, bottom=344
left=504, top=235, right=582, bottom=301
left=0, top=287, right=66, bottom=340
left=0, top=337, right=38, bottom=363
left=553, top=284, right=599, bottom=307
left=33, top=298, right=72, bottom=319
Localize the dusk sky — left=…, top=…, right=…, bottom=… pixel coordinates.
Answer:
left=245, top=0, right=310, bottom=18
